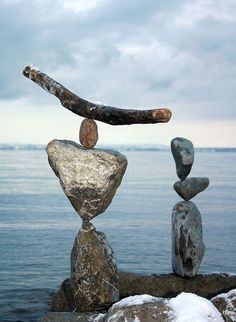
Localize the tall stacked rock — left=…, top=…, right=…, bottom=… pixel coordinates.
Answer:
left=171, top=137, right=209, bottom=278
left=46, top=138, right=127, bottom=311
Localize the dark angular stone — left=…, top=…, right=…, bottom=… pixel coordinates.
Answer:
left=171, top=137, right=194, bottom=180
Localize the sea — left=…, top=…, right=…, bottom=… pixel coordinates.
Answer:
left=0, top=144, right=235, bottom=322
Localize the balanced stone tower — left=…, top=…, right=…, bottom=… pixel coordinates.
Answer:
left=22, top=66, right=172, bottom=314
left=171, top=137, right=209, bottom=278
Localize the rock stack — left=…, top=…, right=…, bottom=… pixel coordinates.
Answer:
left=171, top=137, right=209, bottom=278
left=46, top=119, right=127, bottom=311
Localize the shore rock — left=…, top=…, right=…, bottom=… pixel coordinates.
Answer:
left=172, top=201, right=205, bottom=277
left=46, top=139, right=127, bottom=220
left=174, top=177, right=209, bottom=200
left=211, top=289, right=236, bottom=322
left=79, top=119, right=98, bottom=149
left=119, top=272, right=236, bottom=300
left=71, top=221, right=119, bottom=311
left=171, top=137, right=194, bottom=180
left=52, top=273, right=236, bottom=312
left=52, top=278, right=75, bottom=312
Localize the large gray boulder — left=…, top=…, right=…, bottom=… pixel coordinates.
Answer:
left=171, top=137, right=194, bottom=180
left=46, top=139, right=127, bottom=220
left=174, top=177, right=209, bottom=201
left=71, top=221, right=119, bottom=311
left=172, top=201, right=205, bottom=277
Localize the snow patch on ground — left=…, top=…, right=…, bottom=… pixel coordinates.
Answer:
left=212, top=288, right=236, bottom=300
left=112, top=294, right=160, bottom=308
left=169, top=292, right=224, bottom=322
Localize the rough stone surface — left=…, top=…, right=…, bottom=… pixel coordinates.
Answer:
left=71, top=221, right=119, bottom=311
left=38, top=312, right=105, bottom=322
left=171, top=137, right=194, bottom=180
left=46, top=139, right=127, bottom=220
left=172, top=201, right=205, bottom=277
left=52, top=273, right=236, bottom=312
left=40, top=293, right=225, bottom=321
left=174, top=177, right=209, bottom=200
left=104, top=296, right=172, bottom=322
left=211, top=289, right=236, bottom=322
left=52, top=278, right=75, bottom=312
left=79, top=118, right=98, bottom=149
left=119, top=272, right=236, bottom=300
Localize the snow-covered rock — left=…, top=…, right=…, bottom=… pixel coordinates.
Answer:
left=211, top=289, right=236, bottom=322
left=169, top=292, right=224, bottom=322
left=41, top=292, right=225, bottom=321
left=104, top=293, right=223, bottom=322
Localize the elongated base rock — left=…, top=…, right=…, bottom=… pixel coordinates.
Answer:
left=71, top=221, right=119, bottom=311
left=172, top=201, right=205, bottom=277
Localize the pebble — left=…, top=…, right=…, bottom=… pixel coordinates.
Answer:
left=79, top=118, right=98, bottom=149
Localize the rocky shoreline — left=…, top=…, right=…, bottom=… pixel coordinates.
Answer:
left=38, top=272, right=236, bottom=321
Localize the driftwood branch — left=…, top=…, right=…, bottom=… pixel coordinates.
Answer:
left=23, top=66, right=172, bottom=126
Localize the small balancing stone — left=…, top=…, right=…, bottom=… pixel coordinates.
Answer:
left=174, top=177, right=209, bottom=201
left=79, top=118, right=98, bottom=149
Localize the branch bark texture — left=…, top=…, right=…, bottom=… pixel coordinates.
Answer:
left=23, top=66, right=172, bottom=126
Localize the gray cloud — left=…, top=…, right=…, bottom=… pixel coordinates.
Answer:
left=0, top=0, right=235, bottom=123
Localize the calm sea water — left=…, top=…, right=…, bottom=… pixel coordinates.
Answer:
left=0, top=147, right=235, bottom=321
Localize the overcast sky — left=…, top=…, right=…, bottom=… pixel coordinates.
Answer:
left=0, top=0, right=236, bottom=146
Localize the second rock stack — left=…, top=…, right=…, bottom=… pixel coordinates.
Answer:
left=171, top=137, right=209, bottom=278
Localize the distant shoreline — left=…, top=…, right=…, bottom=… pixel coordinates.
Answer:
left=0, top=143, right=236, bottom=152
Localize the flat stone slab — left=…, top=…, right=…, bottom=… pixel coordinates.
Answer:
left=171, top=137, right=194, bottom=180
left=51, top=273, right=236, bottom=313
left=119, top=272, right=236, bottom=299
left=174, top=177, right=209, bottom=200
left=46, top=140, right=127, bottom=220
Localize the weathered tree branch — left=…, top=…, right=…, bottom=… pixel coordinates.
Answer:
left=23, top=66, right=172, bottom=126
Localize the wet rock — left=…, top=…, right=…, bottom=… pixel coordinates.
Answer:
left=171, top=137, right=194, bottom=180
left=174, top=177, right=209, bottom=200
left=211, top=289, right=236, bottom=322
left=38, top=312, right=105, bottom=322
left=79, top=118, right=98, bottom=149
left=46, top=139, right=127, bottom=220
left=71, top=221, right=119, bottom=311
left=104, top=295, right=172, bottom=322
left=172, top=201, right=205, bottom=277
